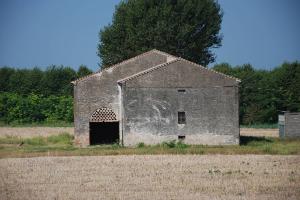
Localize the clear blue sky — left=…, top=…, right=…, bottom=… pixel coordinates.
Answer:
left=0, top=0, right=299, bottom=71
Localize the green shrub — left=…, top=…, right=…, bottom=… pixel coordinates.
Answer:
left=176, top=141, right=188, bottom=149
left=0, top=92, right=73, bottom=124
left=162, top=140, right=176, bottom=148
left=137, top=142, right=145, bottom=148
left=111, top=141, right=121, bottom=149
left=240, top=124, right=278, bottom=129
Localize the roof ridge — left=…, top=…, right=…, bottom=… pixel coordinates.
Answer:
left=117, top=58, right=180, bottom=83
left=178, top=58, right=241, bottom=82
left=71, top=50, right=240, bottom=85
left=72, top=49, right=176, bottom=84
left=71, top=71, right=102, bottom=85
left=150, top=49, right=177, bottom=59
left=97, top=49, right=158, bottom=73
left=117, top=57, right=241, bottom=84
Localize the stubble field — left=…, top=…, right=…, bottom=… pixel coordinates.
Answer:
left=0, top=127, right=279, bottom=138
left=0, top=155, right=299, bottom=200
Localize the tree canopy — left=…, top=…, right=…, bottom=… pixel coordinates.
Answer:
left=0, top=65, right=93, bottom=96
left=1, top=62, right=299, bottom=125
left=0, top=65, right=93, bottom=124
left=213, top=61, right=300, bottom=124
left=98, top=0, right=222, bottom=68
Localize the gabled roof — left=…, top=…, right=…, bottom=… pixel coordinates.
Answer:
left=117, top=57, right=241, bottom=84
left=71, top=49, right=176, bottom=85
left=117, top=58, right=180, bottom=84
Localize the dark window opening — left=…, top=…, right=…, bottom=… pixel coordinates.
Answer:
left=178, top=112, right=186, bottom=124
left=178, top=89, right=186, bottom=93
left=89, top=122, right=119, bottom=145
left=178, top=135, right=185, bottom=140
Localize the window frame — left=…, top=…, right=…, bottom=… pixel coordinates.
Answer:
left=178, top=111, right=186, bottom=124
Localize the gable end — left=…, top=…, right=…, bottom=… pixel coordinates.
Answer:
left=118, top=58, right=240, bottom=84
left=72, top=49, right=177, bottom=85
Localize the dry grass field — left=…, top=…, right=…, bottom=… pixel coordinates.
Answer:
left=0, top=126, right=297, bottom=158
left=0, top=127, right=74, bottom=138
left=0, top=127, right=278, bottom=138
left=0, top=127, right=298, bottom=199
left=240, top=128, right=278, bottom=137
left=0, top=155, right=299, bottom=200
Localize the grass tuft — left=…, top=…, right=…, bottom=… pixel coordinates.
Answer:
left=47, top=133, right=74, bottom=145
left=137, top=142, right=145, bottom=148
left=0, top=135, right=23, bottom=144
left=162, top=140, right=176, bottom=148
left=24, top=137, right=47, bottom=146
left=176, top=141, right=188, bottom=149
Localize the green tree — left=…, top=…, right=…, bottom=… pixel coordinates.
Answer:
left=0, top=67, right=15, bottom=92
left=272, top=62, right=300, bottom=112
left=77, top=65, right=93, bottom=78
left=8, top=69, right=29, bottom=94
left=212, top=63, right=234, bottom=75
left=98, top=0, right=222, bottom=68
left=26, top=67, right=44, bottom=94
left=213, top=62, right=300, bottom=125
left=40, top=65, right=77, bottom=96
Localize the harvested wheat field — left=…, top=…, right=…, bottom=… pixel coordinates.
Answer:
left=0, top=127, right=278, bottom=138
left=0, top=155, right=299, bottom=200
left=240, top=128, right=279, bottom=137
left=0, top=127, right=74, bottom=138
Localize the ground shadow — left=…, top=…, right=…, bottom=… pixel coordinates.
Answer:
left=240, top=136, right=273, bottom=145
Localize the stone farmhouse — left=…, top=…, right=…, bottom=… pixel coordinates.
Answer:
left=72, top=49, right=240, bottom=147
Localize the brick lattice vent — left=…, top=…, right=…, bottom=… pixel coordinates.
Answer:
left=90, top=107, right=117, bottom=122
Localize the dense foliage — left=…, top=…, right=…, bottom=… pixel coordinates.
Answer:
left=0, top=93, right=73, bottom=123
left=0, top=62, right=299, bottom=125
left=98, top=0, right=222, bottom=67
left=213, top=61, right=300, bottom=124
left=0, top=65, right=93, bottom=124
left=0, top=65, right=92, bottom=96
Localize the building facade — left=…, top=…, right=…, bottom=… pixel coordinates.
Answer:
left=279, top=112, right=300, bottom=138
left=72, top=50, right=240, bottom=147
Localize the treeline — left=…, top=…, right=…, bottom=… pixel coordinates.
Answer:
left=0, top=65, right=93, bottom=124
left=213, top=61, right=300, bottom=124
left=0, top=65, right=93, bottom=96
left=0, top=62, right=299, bottom=125
left=0, top=93, right=73, bottom=123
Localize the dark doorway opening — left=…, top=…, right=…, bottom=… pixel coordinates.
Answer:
left=89, top=122, right=119, bottom=145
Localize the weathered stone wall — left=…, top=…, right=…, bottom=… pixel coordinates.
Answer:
left=285, top=112, right=300, bottom=138
left=122, top=60, right=239, bottom=146
left=73, top=51, right=172, bottom=146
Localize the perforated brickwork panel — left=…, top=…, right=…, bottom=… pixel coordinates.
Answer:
left=90, top=107, right=117, bottom=122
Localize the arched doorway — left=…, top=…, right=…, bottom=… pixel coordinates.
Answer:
left=89, top=107, right=119, bottom=145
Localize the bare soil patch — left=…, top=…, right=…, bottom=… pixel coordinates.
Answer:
left=0, top=155, right=299, bottom=200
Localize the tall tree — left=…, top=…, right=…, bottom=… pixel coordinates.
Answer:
left=272, top=62, right=300, bottom=112
left=77, top=65, right=93, bottom=78
left=98, top=0, right=222, bottom=68
left=40, top=65, right=77, bottom=96
left=0, top=67, right=15, bottom=92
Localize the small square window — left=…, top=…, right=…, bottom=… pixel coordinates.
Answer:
left=178, top=112, right=186, bottom=124
left=178, top=135, right=185, bottom=140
